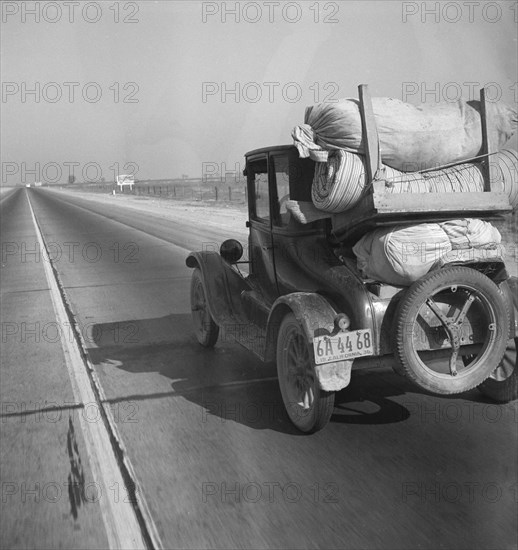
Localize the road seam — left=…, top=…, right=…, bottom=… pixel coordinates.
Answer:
left=26, top=191, right=163, bottom=550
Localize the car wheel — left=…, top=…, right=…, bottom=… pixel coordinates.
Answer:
left=190, top=268, right=219, bottom=347
left=394, top=266, right=509, bottom=395
left=477, top=337, right=517, bottom=402
left=276, top=313, right=334, bottom=433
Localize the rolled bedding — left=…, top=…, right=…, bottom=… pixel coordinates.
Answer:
left=311, top=149, right=518, bottom=213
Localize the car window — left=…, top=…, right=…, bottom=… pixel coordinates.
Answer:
left=255, top=172, right=270, bottom=220
left=271, top=155, right=290, bottom=226
left=248, top=158, right=269, bottom=222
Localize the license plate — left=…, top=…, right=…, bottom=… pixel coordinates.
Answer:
left=313, top=329, right=374, bottom=365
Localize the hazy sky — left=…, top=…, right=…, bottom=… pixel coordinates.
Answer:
left=1, top=0, right=517, bottom=184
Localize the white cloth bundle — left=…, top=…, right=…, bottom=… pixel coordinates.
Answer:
left=353, top=220, right=502, bottom=286
left=293, top=97, right=517, bottom=171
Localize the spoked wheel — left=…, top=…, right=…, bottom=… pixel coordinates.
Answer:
left=394, top=266, right=509, bottom=395
left=276, top=313, right=334, bottom=433
left=190, top=268, right=219, bottom=347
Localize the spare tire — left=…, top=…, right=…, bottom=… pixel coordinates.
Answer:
left=394, top=266, right=509, bottom=395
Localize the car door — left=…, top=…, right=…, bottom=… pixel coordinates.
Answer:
left=246, top=155, right=278, bottom=304
left=269, top=151, right=328, bottom=296
left=268, top=152, right=292, bottom=295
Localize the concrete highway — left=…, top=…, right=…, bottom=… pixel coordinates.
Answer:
left=1, top=188, right=516, bottom=549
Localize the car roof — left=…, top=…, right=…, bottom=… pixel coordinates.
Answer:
left=244, top=144, right=295, bottom=158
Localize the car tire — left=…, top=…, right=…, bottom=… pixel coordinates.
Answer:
left=276, top=313, right=334, bottom=433
left=394, top=266, right=509, bottom=395
left=477, top=337, right=518, bottom=403
left=190, top=268, right=219, bottom=347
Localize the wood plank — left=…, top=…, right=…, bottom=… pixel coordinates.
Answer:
left=331, top=191, right=511, bottom=240
left=479, top=87, right=494, bottom=192
left=373, top=191, right=511, bottom=213
left=358, top=84, right=381, bottom=183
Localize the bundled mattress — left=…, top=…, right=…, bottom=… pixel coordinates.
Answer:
left=311, top=148, right=518, bottom=213
left=293, top=97, right=517, bottom=171
left=352, top=220, right=503, bottom=286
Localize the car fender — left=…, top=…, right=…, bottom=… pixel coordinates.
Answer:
left=186, top=251, right=248, bottom=326
left=266, top=292, right=353, bottom=392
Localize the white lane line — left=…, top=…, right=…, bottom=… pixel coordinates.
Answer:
left=26, top=191, right=162, bottom=550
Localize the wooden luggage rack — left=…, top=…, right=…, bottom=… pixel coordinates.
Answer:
left=331, top=85, right=512, bottom=244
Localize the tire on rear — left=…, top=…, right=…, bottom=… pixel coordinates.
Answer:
left=394, top=266, right=509, bottom=395
left=190, top=268, right=219, bottom=347
left=276, top=313, right=334, bottom=433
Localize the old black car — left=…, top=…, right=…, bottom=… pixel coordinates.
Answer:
left=186, top=87, right=517, bottom=433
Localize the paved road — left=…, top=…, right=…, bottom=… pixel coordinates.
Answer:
left=1, top=188, right=517, bottom=549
